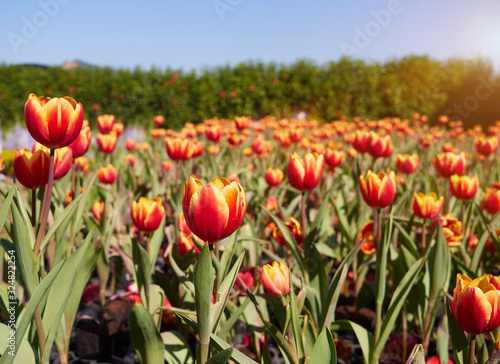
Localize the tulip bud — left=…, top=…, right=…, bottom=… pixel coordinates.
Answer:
left=182, top=176, right=247, bottom=243
left=13, top=148, right=50, bottom=189
left=433, top=152, right=466, bottom=178
left=97, top=132, right=118, bottom=154
left=395, top=153, right=419, bottom=175
left=287, top=153, right=325, bottom=191
left=265, top=168, right=284, bottom=187
left=272, top=217, right=303, bottom=246
left=412, top=192, right=444, bottom=219
left=261, top=261, right=290, bottom=297
left=449, top=175, right=478, bottom=200
left=452, top=273, right=500, bottom=335
left=358, top=170, right=396, bottom=209
left=359, top=220, right=376, bottom=255
left=482, top=186, right=500, bottom=215
left=165, top=137, right=194, bottom=160
left=68, top=121, right=91, bottom=158
left=92, top=200, right=104, bottom=221
left=131, top=197, right=165, bottom=232
left=97, top=114, right=115, bottom=134
left=432, top=213, right=462, bottom=248
left=97, top=164, right=117, bottom=184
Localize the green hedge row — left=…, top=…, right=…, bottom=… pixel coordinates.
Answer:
left=0, top=56, right=498, bottom=130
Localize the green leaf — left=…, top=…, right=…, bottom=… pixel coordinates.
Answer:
left=211, top=252, right=244, bottom=333
left=149, top=214, right=166, bottom=274
left=331, top=320, right=373, bottom=363
left=132, top=237, right=152, bottom=310
left=129, top=304, right=165, bottom=364
left=162, top=331, right=195, bottom=364
left=206, top=348, right=233, bottom=364
left=194, top=244, right=214, bottom=363
left=308, top=327, right=337, bottom=364
left=0, top=186, right=15, bottom=234
left=260, top=343, right=273, bottom=364
left=0, top=259, right=64, bottom=364
left=331, top=193, right=354, bottom=243
left=446, top=302, right=468, bottom=364
left=289, top=284, right=305, bottom=359
left=0, top=323, right=36, bottom=364
left=372, top=256, right=426, bottom=360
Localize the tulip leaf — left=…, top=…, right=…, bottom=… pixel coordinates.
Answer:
left=39, top=180, right=94, bottom=257
left=218, top=293, right=253, bottom=340
left=0, top=323, right=36, bottom=364
left=206, top=348, right=234, bottom=364
left=320, top=237, right=363, bottom=329
left=446, top=302, right=468, bottom=364
left=161, top=331, right=195, bottom=364
left=260, top=343, right=273, bottom=364
left=393, top=221, right=420, bottom=259
left=330, top=192, right=354, bottom=243
left=129, top=304, right=165, bottom=364
left=132, top=237, right=152, bottom=310
left=219, top=232, right=238, bottom=283
left=372, top=255, right=426, bottom=361
left=0, top=258, right=64, bottom=363
left=470, top=229, right=489, bottom=273
left=41, top=235, right=93, bottom=362
left=211, top=252, right=244, bottom=333
left=166, top=244, right=195, bottom=296
left=0, top=186, right=15, bottom=235
left=178, top=313, right=259, bottom=364
left=194, top=244, right=214, bottom=363
left=289, top=285, right=305, bottom=360
left=149, top=213, right=166, bottom=274
left=308, top=327, right=337, bottom=364
left=10, top=198, right=38, bottom=297
left=475, top=203, right=500, bottom=253
left=331, top=320, right=373, bottom=363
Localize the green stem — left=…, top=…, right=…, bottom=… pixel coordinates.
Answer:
left=31, top=188, right=37, bottom=235
left=34, top=149, right=55, bottom=260
left=468, top=334, right=476, bottom=364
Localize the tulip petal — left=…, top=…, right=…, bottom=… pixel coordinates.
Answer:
left=454, top=286, right=491, bottom=334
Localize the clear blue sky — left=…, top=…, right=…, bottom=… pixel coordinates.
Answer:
left=1, top=0, right=500, bottom=71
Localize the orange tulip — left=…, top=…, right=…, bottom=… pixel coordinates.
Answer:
left=261, top=261, right=290, bottom=297
left=475, top=135, right=498, bottom=156
left=206, top=126, right=222, bottom=142
left=287, top=153, right=325, bottom=191
left=32, top=143, right=73, bottom=180
left=449, top=174, right=478, bottom=200
left=491, top=276, right=500, bottom=290
left=161, top=160, right=174, bottom=172
left=13, top=148, right=50, bottom=189
left=178, top=232, right=200, bottom=256
left=112, top=122, right=124, bottom=136
left=433, top=213, right=462, bottom=247
left=125, top=139, right=135, bottom=151
left=97, top=164, right=117, bottom=184
left=131, top=197, right=165, bottom=232
left=452, top=273, right=500, bottom=335
left=290, top=128, right=303, bottom=143
left=359, top=220, right=376, bottom=255
left=265, top=196, right=278, bottom=211
left=234, top=116, right=249, bottom=130
left=412, top=192, right=444, bottom=219
left=482, top=187, right=500, bottom=215
left=395, top=154, right=419, bottom=175
left=182, top=176, right=247, bottom=243
left=123, top=154, right=136, bottom=166
left=68, top=121, right=91, bottom=158
left=358, top=170, right=396, bottom=209
left=96, top=114, right=115, bottom=134
left=97, top=132, right=118, bottom=154
left=24, top=93, right=84, bottom=149
left=92, top=200, right=104, bottom=221
left=272, top=217, right=303, bottom=246
left=265, top=168, right=284, bottom=187
left=165, top=137, right=193, bottom=160
left=433, top=152, right=466, bottom=178
left=150, top=128, right=167, bottom=139
left=207, top=145, right=220, bottom=156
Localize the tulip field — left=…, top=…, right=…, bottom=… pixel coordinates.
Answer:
left=1, top=96, right=500, bottom=364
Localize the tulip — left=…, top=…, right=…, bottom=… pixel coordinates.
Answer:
left=352, top=130, right=369, bottom=154
left=412, top=192, right=444, bottom=219
left=426, top=356, right=453, bottom=364
left=475, top=135, right=498, bottom=156
left=395, top=153, right=419, bottom=175
left=150, top=129, right=167, bottom=139
left=233, top=267, right=260, bottom=295
left=131, top=197, right=165, bottom=232
left=272, top=217, right=303, bottom=246
left=24, top=93, right=84, bottom=149
left=112, top=122, right=124, bottom=136
left=178, top=232, right=199, bottom=256
left=97, top=164, right=117, bottom=184
left=433, top=152, right=466, bottom=178
left=165, top=137, right=193, bottom=160
left=161, top=160, right=174, bottom=172
left=452, top=273, right=500, bottom=335
left=358, top=170, right=396, bottom=209
left=290, top=128, right=303, bottom=143
left=92, top=200, right=104, bottom=221
left=261, top=261, right=290, bottom=297
left=125, top=139, right=135, bottom=151
left=32, top=143, right=73, bottom=180
left=265, top=168, right=284, bottom=187
left=123, top=154, right=136, bottom=166
left=485, top=229, right=499, bottom=254
left=97, top=132, right=118, bottom=154
left=177, top=213, right=192, bottom=235
left=324, top=149, right=345, bottom=168
left=433, top=213, right=462, bottom=247
left=496, top=332, right=500, bottom=352
left=0, top=156, right=3, bottom=175
left=235, top=116, right=249, bottom=130
left=287, top=153, right=325, bottom=191
left=358, top=220, right=376, bottom=254
left=482, top=187, right=500, bottom=215
left=207, top=145, right=220, bottom=156
left=154, top=115, right=165, bottom=126
left=74, top=157, right=90, bottom=173
left=491, top=276, right=500, bottom=290
left=334, top=338, right=352, bottom=360
left=68, top=121, right=91, bottom=158
left=161, top=298, right=176, bottom=324
left=206, top=126, right=222, bottom=142
left=13, top=148, right=50, bottom=189
left=449, top=174, right=478, bottom=200
left=182, top=176, right=247, bottom=243
left=366, top=132, right=393, bottom=158
left=265, top=196, right=278, bottom=211
left=96, top=114, right=115, bottom=134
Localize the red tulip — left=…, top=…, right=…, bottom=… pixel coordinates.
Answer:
left=412, top=192, right=444, bottom=219
left=97, top=164, right=117, bottom=184
left=433, top=152, right=466, bottom=178
left=449, top=175, right=478, bottom=200
left=265, top=168, right=284, bottom=187
left=395, top=154, right=419, bottom=175
left=13, top=148, right=50, bottom=189
left=97, top=133, right=118, bottom=154
left=287, top=153, right=325, bottom=191
left=68, top=121, right=91, bottom=158
left=358, top=170, right=396, bottom=209
left=96, top=114, right=115, bottom=134
left=131, top=197, right=165, bottom=232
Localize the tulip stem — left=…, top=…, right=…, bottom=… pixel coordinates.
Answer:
left=301, top=192, right=307, bottom=234
left=34, top=307, right=46, bottom=358
left=374, top=208, right=381, bottom=248
left=31, top=188, right=37, bottom=235
left=34, top=149, right=55, bottom=260
left=421, top=221, right=426, bottom=252
left=468, top=334, right=476, bottom=364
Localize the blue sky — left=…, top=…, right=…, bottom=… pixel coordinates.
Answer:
left=1, top=0, right=500, bottom=71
